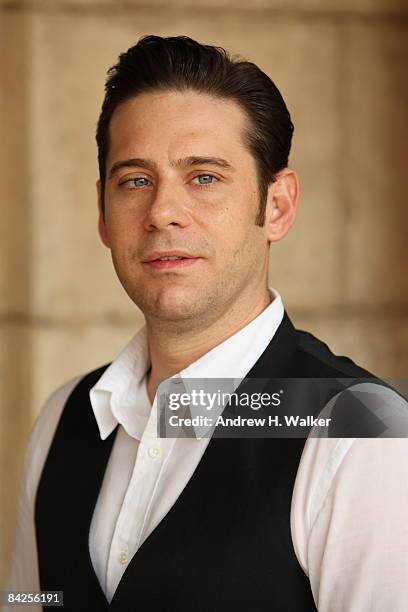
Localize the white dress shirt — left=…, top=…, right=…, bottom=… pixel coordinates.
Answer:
left=6, top=289, right=408, bottom=611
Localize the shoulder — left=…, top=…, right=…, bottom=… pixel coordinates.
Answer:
left=292, top=325, right=374, bottom=378
left=24, top=376, right=82, bottom=505
left=292, top=434, right=408, bottom=577
left=24, top=366, right=108, bottom=506
left=288, top=322, right=408, bottom=573
left=291, top=322, right=407, bottom=432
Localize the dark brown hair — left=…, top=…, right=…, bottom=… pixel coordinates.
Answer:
left=96, top=35, right=294, bottom=225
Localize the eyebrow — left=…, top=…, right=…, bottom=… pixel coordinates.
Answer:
left=108, top=156, right=235, bottom=178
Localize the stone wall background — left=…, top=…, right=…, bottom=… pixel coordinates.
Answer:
left=1, top=0, right=407, bottom=587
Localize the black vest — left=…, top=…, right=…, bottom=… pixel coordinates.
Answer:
left=35, top=312, right=374, bottom=611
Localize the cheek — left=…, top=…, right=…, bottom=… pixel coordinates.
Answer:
left=201, top=203, right=258, bottom=268
left=203, top=187, right=253, bottom=228
left=107, top=225, right=139, bottom=268
left=212, top=223, right=254, bottom=271
left=106, top=207, right=138, bottom=239
left=215, top=202, right=258, bottom=249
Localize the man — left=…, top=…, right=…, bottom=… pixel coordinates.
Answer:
left=7, top=35, right=408, bottom=611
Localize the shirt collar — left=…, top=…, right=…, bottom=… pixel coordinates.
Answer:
left=90, top=326, right=151, bottom=440
left=90, top=288, right=284, bottom=440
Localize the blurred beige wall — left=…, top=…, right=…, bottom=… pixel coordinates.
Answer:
left=1, top=0, right=407, bottom=587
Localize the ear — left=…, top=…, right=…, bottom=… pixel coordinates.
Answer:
left=264, top=169, right=300, bottom=243
left=97, top=179, right=111, bottom=248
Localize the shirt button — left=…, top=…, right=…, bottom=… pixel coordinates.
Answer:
left=118, top=551, right=129, bottom=565
left=148, top=445, right=161, bottom=459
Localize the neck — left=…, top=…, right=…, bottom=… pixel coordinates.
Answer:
left=145, top=287, right=272, bottom=404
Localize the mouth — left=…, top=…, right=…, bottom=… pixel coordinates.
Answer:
left=142, top=252, right=202, bottom=270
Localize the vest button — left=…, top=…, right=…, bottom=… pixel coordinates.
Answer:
left=118, top=551, right=129, bottom=565
left=148, top=445, right=161, bottom=459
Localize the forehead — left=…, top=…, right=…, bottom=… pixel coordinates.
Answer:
left=107, top=90, right=253, bottom=165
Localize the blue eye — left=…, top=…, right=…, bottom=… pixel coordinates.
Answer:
left=195, top=174, right=216, bottom=185
left=128, top=177, right=150, bottom=188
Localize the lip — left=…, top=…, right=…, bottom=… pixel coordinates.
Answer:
left=142, top=251, right=202, bottom=270
left=143, top=251, right=198, bottom=262
left=144, top=258, right=200, bottom=270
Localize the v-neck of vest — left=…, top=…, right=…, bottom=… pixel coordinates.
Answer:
left=107, top=311, right=299, bottom=606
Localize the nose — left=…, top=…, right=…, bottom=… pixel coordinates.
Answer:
left=143, top=178, right=191, bottom=232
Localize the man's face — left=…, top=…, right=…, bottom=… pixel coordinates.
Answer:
left=99, top=91, right=274, bottom=327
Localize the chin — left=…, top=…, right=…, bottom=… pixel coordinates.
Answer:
left=132, top=286, right=204, bottom=321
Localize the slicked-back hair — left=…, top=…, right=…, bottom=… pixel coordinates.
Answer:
left=96, top=35, right=294, bottom=226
